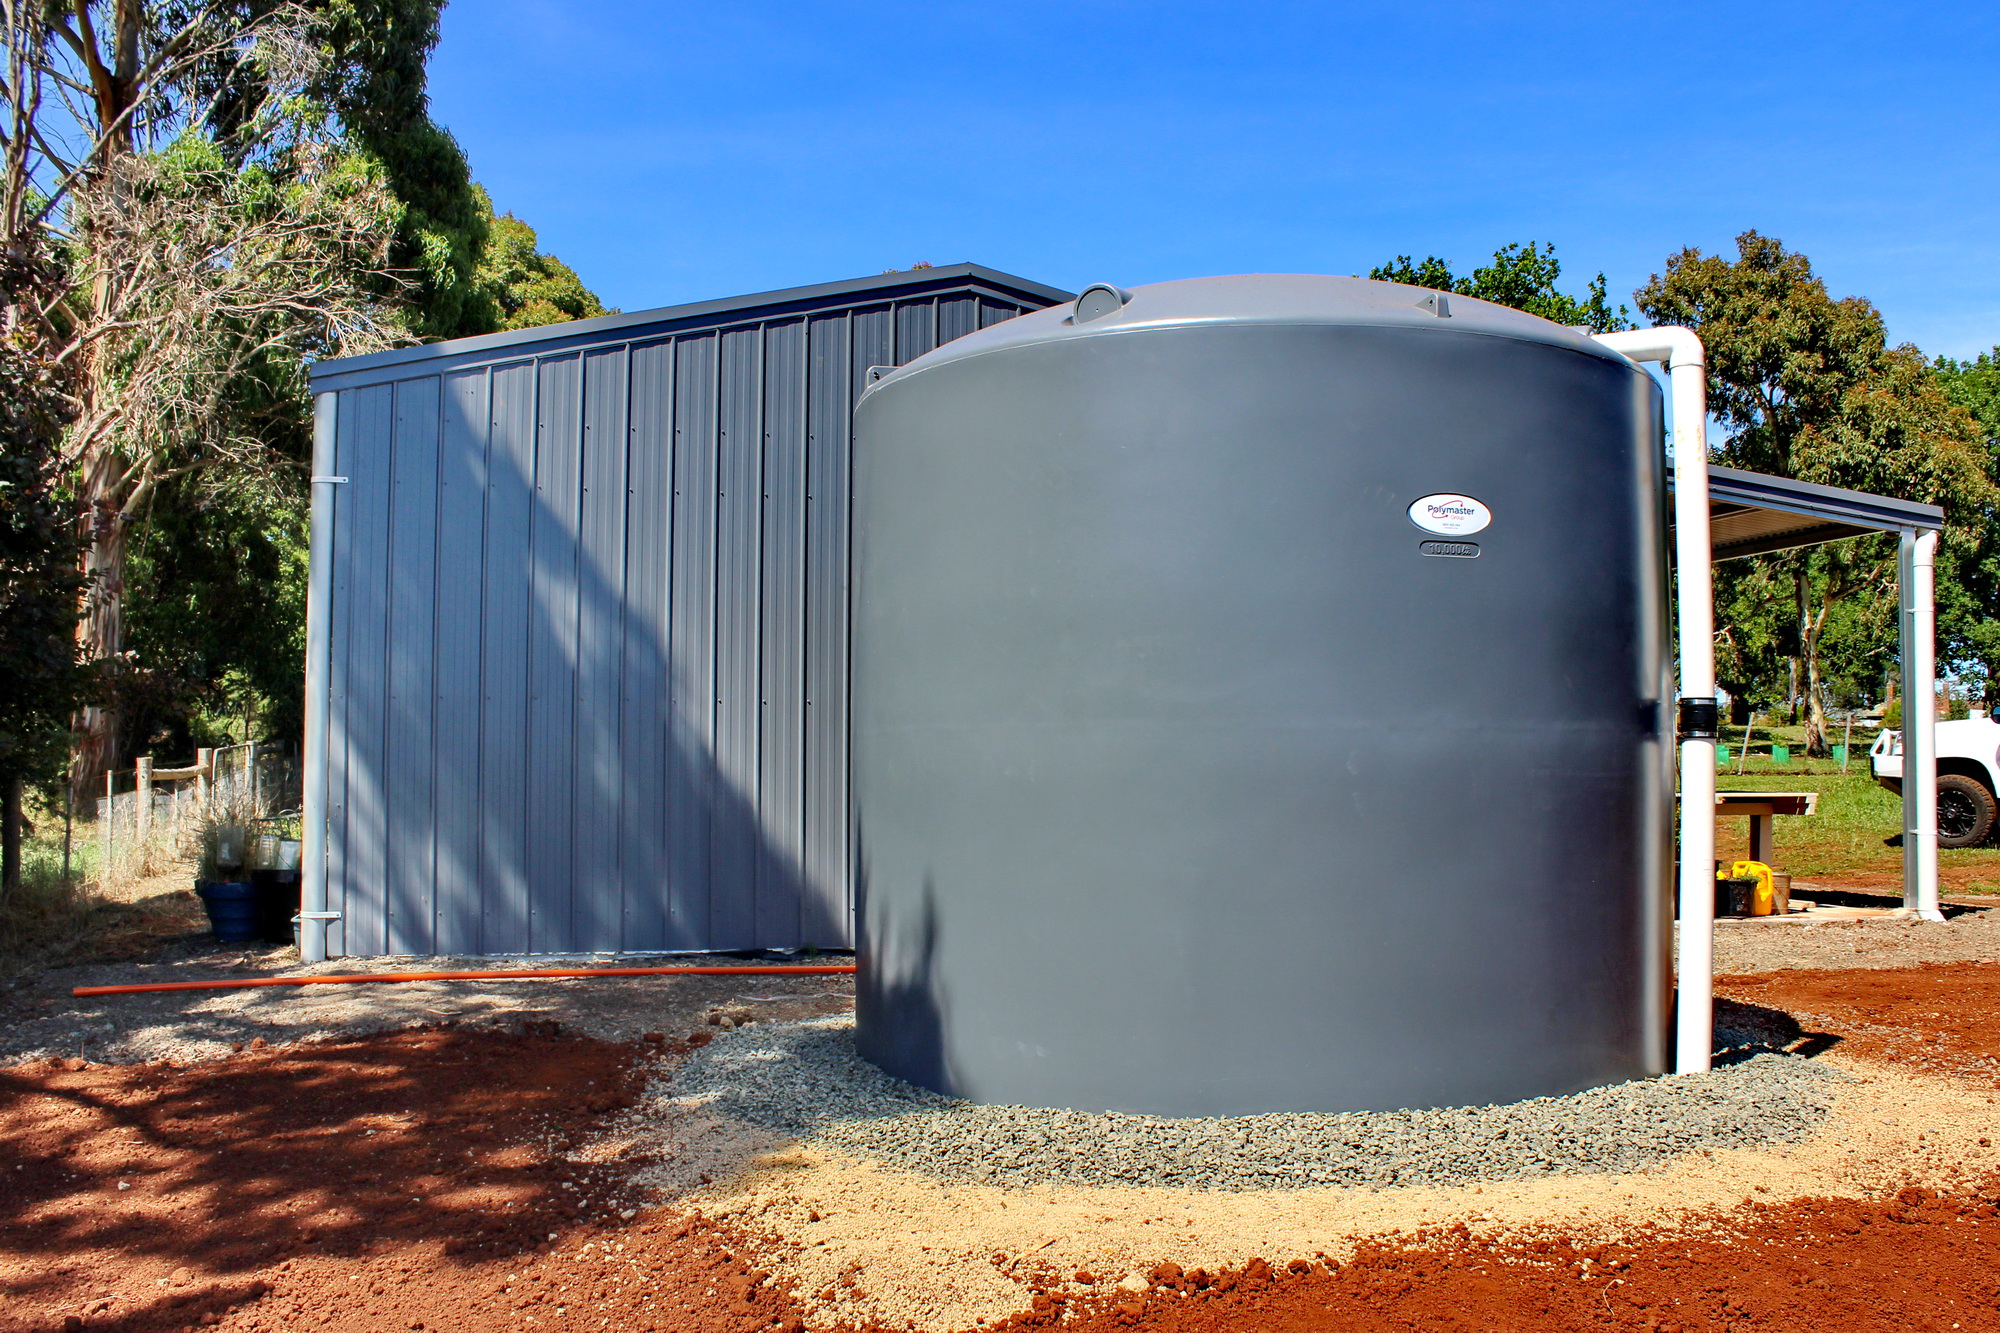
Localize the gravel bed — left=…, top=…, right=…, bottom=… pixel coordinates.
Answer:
left=656, top=1015, right=1844, bottom=1191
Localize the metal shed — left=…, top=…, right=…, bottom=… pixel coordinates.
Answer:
left=299, top=265, right=1070, bottom=960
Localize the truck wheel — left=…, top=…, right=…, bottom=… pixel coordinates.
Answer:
left=1937, top=774, right=1998, bottom=848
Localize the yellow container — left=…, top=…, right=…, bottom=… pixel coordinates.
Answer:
left=1729, top=860, right=1777, bottom=916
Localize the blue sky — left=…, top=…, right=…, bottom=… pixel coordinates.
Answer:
left=429, top=1, right=1999, bottom=358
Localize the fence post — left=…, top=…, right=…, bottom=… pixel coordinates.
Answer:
left=197, top=747, right=214, bottom=806
left=136, top=757, right=153, bottom=850
left=102, top=769, right=115, bottom=875
left=247, top=741, right=261, bottom=816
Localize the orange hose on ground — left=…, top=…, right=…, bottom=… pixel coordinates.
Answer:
left=72, top=964, right=856, bottom=998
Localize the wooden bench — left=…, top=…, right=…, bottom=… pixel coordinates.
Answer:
left=1715, top=790, right=1819, bottom=865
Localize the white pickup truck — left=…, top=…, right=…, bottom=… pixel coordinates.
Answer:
left=1871, top=712, right=2000, bottom=847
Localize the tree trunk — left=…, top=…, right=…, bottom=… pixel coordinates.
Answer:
left=64, top=4, right=144, bottom=807
left=71, top=453, right=128, bottom=804
left=1803, top=655, right=1831, bottom=757
left=1798, top=564, right=1830, bottom=757
left=2, top=776, right=21, bottom=899
left=1788, top=562, right=1808, bottom=728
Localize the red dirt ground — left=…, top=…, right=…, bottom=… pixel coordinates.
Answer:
left=8, top=969, right=2000, bottom=1332
left=0, top=1024, right=806, bottom=1333
left=1008, top=1186, right=2000, bottom=1332
left=1719, top=961, right=2000, bottom=1079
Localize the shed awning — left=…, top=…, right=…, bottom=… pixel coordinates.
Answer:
left=1668, top=463, right=1945, bottom=559
left=1663, top=458, right=1945, bottom=928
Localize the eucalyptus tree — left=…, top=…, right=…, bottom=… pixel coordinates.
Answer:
left=0, top=0, right=408, bottom=793
left=1637, top=232, right=1993, bottom=751
left=201, top=0, right=498, bottom=338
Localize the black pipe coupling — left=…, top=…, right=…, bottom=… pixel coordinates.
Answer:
left=1678, top=697, right=1720, bottom=741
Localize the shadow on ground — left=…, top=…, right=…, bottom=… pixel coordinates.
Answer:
left=0, top=1023, right=654, bottom=1331
left=1713, top=994, right=1844, bottom=1060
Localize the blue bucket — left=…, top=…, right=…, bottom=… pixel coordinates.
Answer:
left=196, top=880, right=261, bottom=943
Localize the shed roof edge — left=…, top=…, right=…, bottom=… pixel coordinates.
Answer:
left=308, top=263, right=1074, bottom=386
left=1673, top=462, right=1945, bottom=533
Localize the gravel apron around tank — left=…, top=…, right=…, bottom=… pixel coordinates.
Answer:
left=655, top=1015, right=1843, bottom=1192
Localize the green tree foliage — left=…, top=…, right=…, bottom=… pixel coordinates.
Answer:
left=17, top=1, right=609, bottom=793
left=120, top=3, right=602, bottom=775
left=1370, top=242, right=1632, bottom=331
left=1636, top=232, right=1994, bottom=747
left=52, top=120, right=405, bottom=780
left=193, top=2, right=610, bottom=340
left=1935, top=351, right=2000, bottom=435
left=0, top=329, right=86, bottom=782
left=201, top=0, right=498, bottom=339
left=0, top=326, right=88, bottom=890
left=115, top=177, right=612, bottom=764
left=473, top=191, right=611, bottom=330
left=122, top=477, right=309, bottom=759
left=307, top=0, right=492, bottom=338
left=7, top=0, right=609, bottom=795
left=1932, top=350, right=2000, bottom=700
left=4, top=0, right=420, bottom=792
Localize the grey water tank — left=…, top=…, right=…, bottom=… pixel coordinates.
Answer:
left=851, top=274, right=1672, bottom=1117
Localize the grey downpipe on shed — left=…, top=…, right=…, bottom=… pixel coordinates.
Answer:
left=301, top=390, right=340, bottom=963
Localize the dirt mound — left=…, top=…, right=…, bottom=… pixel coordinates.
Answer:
left=1024, top=1182, right=2000, bottom=1332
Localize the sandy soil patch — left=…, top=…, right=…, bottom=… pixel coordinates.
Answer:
left=601, top=1053, right=2000, bottom=1332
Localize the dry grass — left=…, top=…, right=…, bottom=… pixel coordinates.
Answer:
left=0, top=814, right=206, bottom=979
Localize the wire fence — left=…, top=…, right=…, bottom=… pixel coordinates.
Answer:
left=93, top=743, right=300, bottom=880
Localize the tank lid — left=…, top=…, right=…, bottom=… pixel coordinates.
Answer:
left=865, top=273, right=1634, bottom=391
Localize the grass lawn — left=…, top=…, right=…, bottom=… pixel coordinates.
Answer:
left=1710, top=723, right=2000, bottom=895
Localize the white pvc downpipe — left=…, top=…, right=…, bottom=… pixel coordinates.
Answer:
left=301, top=391, right=340, bottom=963
left=1901, top=529, right=1944, bottom=921
left=1592, top=327, right=1714, bottom=1075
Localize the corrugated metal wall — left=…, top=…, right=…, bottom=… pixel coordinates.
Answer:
left=311, top=270, right=1065, bottom=956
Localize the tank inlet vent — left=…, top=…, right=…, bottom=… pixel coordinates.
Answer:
left=1074, top=284, right=1132, bottom=323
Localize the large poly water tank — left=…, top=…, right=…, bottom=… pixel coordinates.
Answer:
left=851, top=275, right=1672, bottom=1116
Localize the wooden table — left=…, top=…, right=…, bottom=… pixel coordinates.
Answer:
left=1715, top=791, right=1819, bottom=865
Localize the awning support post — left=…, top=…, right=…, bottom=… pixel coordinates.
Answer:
left=1900, top=528, right=1943, bottom=921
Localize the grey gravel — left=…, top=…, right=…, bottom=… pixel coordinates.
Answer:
left=658, top=1015, right=1844, bottom=1192
left=1711, top=893, right=2000, bottom=974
